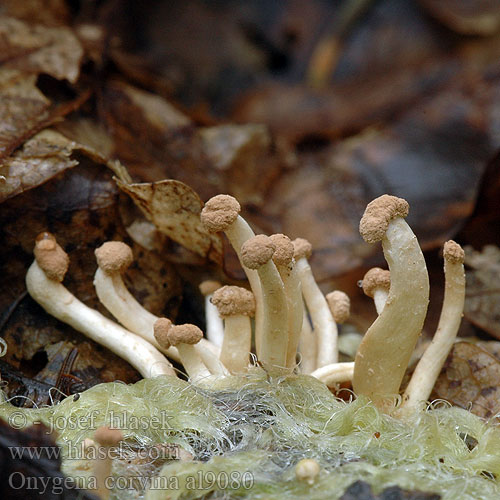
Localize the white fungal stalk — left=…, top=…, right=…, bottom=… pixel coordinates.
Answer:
left=362, top=268, right=390, bottom=315
left=199, top=280, right=224, bottom=347
left=241, top=235, right=289, bottom=369
left=311, top=361, right=354, bottom=386
left=211, top=286, right=255, bottom=374
left=93, top=241, right=221, bottom=370
left=26, top=233, right=175, bottom=378
left=269, top=234, right=303, bottom=369
left=293, top=238, right=338, bottom=367
left=298, top=309, right=317, bottom=374
left=200, top=195, right=265, bottom=353
left=401, top=240, right=465, bottom=412
left=353, top=195, right=430, bottom=410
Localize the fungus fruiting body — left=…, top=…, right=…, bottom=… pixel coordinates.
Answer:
left=211, top=285, right=255, bottom=374
left=92, top=426, right=123, bottom=500
left=26, top=233, right=175, bottom=378
left=199, top=280, right=224, bottom=347
left=362, top=268, right=391, bottom=315
left=353, top=195, right=430, bottom=410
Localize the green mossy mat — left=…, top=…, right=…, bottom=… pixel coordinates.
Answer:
left=2, top=371, right=500, bottom=499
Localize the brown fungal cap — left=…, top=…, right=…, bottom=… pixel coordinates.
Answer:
left=153, top=318, right=173, bottom=349
left=167, top=324, right=203, bottom=346
left=34, top=232, right=69, bottom=282
left=326, top=290, right=350, bottom=323
left=443, top=240, right=465, bottom=264
left=93, top=426, right=123, bottom=447
left=211, top=285, right=255, bottom=317
left=199, top=280, right=222, bottom=296
left=292, top=238, right=312, bottom=260
left=241, top=235, right=276, bottom=269
left=359, top=195, right=409, bottom=244
left=269, top=234, right=294, bottom=266
left=200, top=194, right=241, bottom=233
left=95, top=241, right=133, bottom=273
left=361, top=268, right=391, bottom=297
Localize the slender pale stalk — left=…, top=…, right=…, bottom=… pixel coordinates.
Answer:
left=298, top=309, right=317, bottom=374
left=241, top=235, right=288, bottom=369
left=27, top=262, right=174, bottom=378
left=93, top=427, right=123, bottom=500
left=373, top=289, right=389, bottom=314
left=311, top=361, right=354, bottom=386
left=401, top=241, right=465, bottom=412
left=353, top=196, right=429, bottom=410
left=295, top=255, right=338, bottom=367
left=220, top=315, right=252, bottom=373
left=199, top=281, right=224, bottom=348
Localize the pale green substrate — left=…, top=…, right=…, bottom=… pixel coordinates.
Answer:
left=1, top=371, right=500, bottom=499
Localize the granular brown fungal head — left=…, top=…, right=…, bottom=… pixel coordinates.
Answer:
left=95, top=241, right=133, bottom=274
left=326, top=290, right=350, bottom=323
left=199, top=280, right=222, bottom=297
left=153, top=318, right=173, bottom=349
left=167, top=324, right=203, bottom=346
left=292, top=238, right=312, bottom=260
left=241, top=235, right=276, bottom=269
left=269, top=234, right=294, bottom=266
left=443, top=240, right=465, bottom=264
left=359, top=195, right=409, bottom=244
left=200, top=194, right=241, bottom=233
left=93, top=426, right=123, bottom=447
left=211, top=285, right=255, bottom=317
left=34, top=232, right=69, bottom=282
left=361, top=268, right=391, bottom=298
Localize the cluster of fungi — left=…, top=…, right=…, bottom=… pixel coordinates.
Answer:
left=23, top=192, right=466, bottom=494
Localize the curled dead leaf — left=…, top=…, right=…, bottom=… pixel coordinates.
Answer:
left=115, top=178, right=223, bottom=265
left=0, top=15, right=83, bottom=82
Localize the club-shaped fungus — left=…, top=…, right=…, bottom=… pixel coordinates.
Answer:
left=26, top=233, right=175, bottom=378
left=362, top=267, right=391, bottom=314
left=199, top=280, right=224, bottom=347
left=92, top=426, right=123, bottom=500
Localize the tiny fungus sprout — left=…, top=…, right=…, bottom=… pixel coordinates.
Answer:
left=241, top=235, right=289, bottom=369
left=93, top=241, right=220, bottom=368
left=295, top=458, right=321, bottom=485
left=401, top=240, right=465, bottom=412
left=310, top=361, right=354, bottom=387
left=26, top=233, right=175, bottom=378
left=353, top=195, right=430, bottom=410
left=200, top=195, right=264, bottom=352
left=154, top=320, right=211, bottom=383
left=269, top=233, right=303, bottom=369
left=199, top=280, right=224, bottom=347
left=92, top=426, right=123, bottom=500
left=211, top=285, right=255, bottom=374
left=362, top=267, right=391, bottom=314
left=326, top=290, right=350, bottom=324
left=293, top=238, right=338, bottom=367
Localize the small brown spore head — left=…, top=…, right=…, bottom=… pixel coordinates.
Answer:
left=443, top=240, right=465, bottom=264
left=362, top=268, right=391, bottom=298
left=199, top=280, right=221, bottom=296
left=95, top=241, right=133, bottom=273
left=200, top=194, right=241, bottom=233
left=34, top=232, right=69, bottom=282
left=167, top=324, right=203, bottom=346
left=292, top=238, right=312, bottom=260
left=269, top=234, right=294, bottom=266
left=211, top=285, right=255, bottom=317
left=359, top=195, right=409, bottom=244
left=326, top=290, right=350, bottom=323
left=241, top=235, right=276, bottom=269
left=93, top=426, right=123, bottom=447
left=153, top=318, right=173, bottom=349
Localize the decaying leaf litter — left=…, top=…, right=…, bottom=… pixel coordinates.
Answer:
left=1, top=1, right=500, bottom=499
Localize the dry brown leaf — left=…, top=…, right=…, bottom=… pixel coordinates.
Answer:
left=433, top=342, right=500, bottom=418
left=463, top=245, right=500, bottom=339
left=0, top=129, right=113, bottom=203
left=0, top=0, right=70, bottom=27
left=0, top=15, right=83, bottom=82
left=115, top=178, right=223, bottom=265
